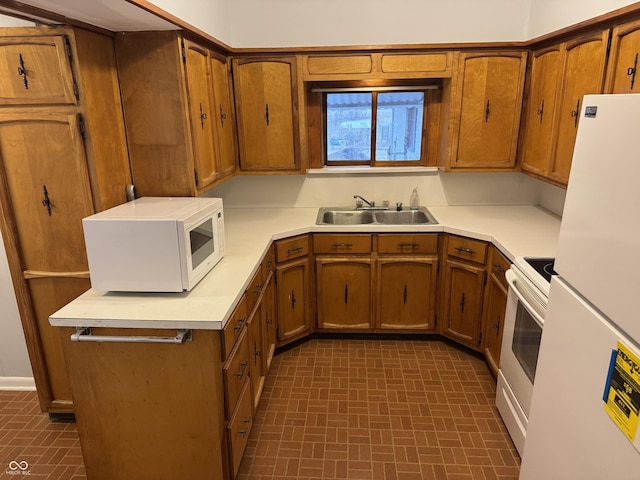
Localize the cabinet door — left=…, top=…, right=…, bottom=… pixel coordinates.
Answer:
left=316, top=257, right=373, bottom=329
left=0, top=36, right=77, bottom=105
left=210, top=54, right=238, bottom=178
left=442, top=259, right=486, bottom=350
left=0, top=114, right=95, bottom=407
left=183, top=40, right=219, bottom=190
left=605, top=19, right=640, bottom=93
left=262, top=273, right=277, bottom=372
left=549, top=31, right=609, bottom=184
left=482, top=273, right=508, bottom=375
left=519, top=45, right=563, bottom=177
left=376, top=257, right=438, bottom=330
left=276, top=257, right=310, bottom=345
left=247, top=299, right=265, bottom=411
left=453, top=52, right=526, bottom=169
left=233, top=57, right=299, bottom=171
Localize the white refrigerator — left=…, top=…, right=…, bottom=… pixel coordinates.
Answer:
left=520, top=94, right=640, bottom=479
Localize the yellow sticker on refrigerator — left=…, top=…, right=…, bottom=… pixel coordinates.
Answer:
left=604, top=341, right=640, bottom=442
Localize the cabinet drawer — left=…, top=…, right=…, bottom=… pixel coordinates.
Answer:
left=222, top=296, right=248, bottom=360
left=223, top=327, right=250, bottom=418
left=490, top=247, right=511, bottom=288
left=313, top=234, right=372, bottom=254
left=227, top=378, right=253, bottom=477
left=447, top=236, right=488, bottom=264
left=275, top=235, right=310, bottom=262
left=262, top=245, right=276, bottom=280
left=377, top=234, right=438, bottom=254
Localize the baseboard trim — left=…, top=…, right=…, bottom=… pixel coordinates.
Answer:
left=0, top=376, right=36, bottom=391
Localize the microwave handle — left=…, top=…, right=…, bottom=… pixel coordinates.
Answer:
left=505, top=270, right=545, bottom=328
left=71, top=327, right=192, bottom=344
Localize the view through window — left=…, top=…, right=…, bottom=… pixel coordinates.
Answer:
left=326, top=91, right=426, bottom=165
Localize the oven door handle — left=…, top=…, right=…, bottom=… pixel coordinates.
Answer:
left=506, top=270, right=545, bottom=328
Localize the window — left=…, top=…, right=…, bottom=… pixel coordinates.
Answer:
left=321, top=87, right=436, bottom=167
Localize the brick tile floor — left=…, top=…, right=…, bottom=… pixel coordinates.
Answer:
left=237, top=338, right=520, bottom=480
left=0, top=337, right=519, bottom=480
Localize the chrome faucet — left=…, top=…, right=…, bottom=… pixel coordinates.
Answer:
left=353, top=195, right=375, bottom=208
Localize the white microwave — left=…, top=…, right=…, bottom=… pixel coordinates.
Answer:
left=82, top=197, right=225, bottom=292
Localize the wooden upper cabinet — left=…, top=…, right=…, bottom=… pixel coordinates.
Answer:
left=183, top=40, right=219, bottom=190
left=549, top=31, right=609, bottom=184
left=210, top=53, right=238, bottom=178
left=302, top=52, right=453, bottom=80
left=606, top=18, right=640, bottom=93
left=115, top=31, right=236, bottom=197
left=520, top=30, right=609, bottom=186
left=448, top=51, right=527, bottom=169
left=0, top=35, right=77, bottom=105
left=233, top=57, right=300, bottom=172
left=519, top=45, right=563, bottom=177
left=0, top=114, right=94, bottom=271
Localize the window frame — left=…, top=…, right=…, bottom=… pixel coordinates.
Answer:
left=308, top=80, right=441, bottom=168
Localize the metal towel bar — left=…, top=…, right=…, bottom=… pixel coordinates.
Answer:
left=70, top=327, right=192, bottom=344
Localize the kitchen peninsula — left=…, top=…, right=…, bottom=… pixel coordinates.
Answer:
left=50, top=204, right=559, bottom=480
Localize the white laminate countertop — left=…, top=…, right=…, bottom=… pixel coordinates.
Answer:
left=49, top=205, right=561, bottom=330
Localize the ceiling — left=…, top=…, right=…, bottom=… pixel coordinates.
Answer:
left=2, top=0, right=177, bottom=31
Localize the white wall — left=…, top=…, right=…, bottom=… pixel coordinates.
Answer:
left=151, top=0, right=232, bottom=45
left=207, top=171, right=564, bottom=214
left=0, top=233, right=33, bottom=379
left=228, top=0, right=531, bottom=48
left=527, top=0, right=638, bottom=38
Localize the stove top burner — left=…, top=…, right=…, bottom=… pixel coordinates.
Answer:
left=524, top=257, right=557, bottom=283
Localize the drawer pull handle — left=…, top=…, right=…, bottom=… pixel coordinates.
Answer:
left=234, top=317, right=246, bottom=333
left=236, top=361, right=248, bottom=379
left=494, top=264, right=506, bottom=274
left=253, top=283, right=263, bottom=296
left=398, top=243, right=419, bottom=248
left=459, top=292, right=466, bottom=313
left=332, top=243, right=353, bottom=249
left=403, top=285, right=407, bottom=304
left=17, top=53, right=28, bottom=89
left=287, top=246, right=303, bottom=255
left=455, top=247, right=475, bottom=255
left=493, top=315, right=501, bottom=332
left=71, top=327, right=192, bottom=344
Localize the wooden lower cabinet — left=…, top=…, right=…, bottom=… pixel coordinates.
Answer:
left=376, top=257, right=438, bottom=330
left=275, top=235, right=312, bottom=346
left=59, top=327, right=227, bottom=480
left=316, top=257, right=374, bottom=330
left=481, top=246, right=511, bottom=375
left=441, top=235, right=488, bottom=351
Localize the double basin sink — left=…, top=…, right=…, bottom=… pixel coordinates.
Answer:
left=316, top=206, right=438, bottom=225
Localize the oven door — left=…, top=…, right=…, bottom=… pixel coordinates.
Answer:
left=496, top=268, right=546, bottom=455
left=500, top=269, right=545, bottom=416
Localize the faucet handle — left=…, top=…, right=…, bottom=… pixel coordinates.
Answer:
left=396, top=202, right=403, bottom=211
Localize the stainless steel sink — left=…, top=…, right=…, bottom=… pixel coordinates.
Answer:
left=316, top=206, right=438, bottom=225
left=320, top=209, right=374, bottom=225
left=375, top=209, right=435, bottom=224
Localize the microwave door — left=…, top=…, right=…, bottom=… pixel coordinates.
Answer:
left=189, top=218, right=216, bottom=270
